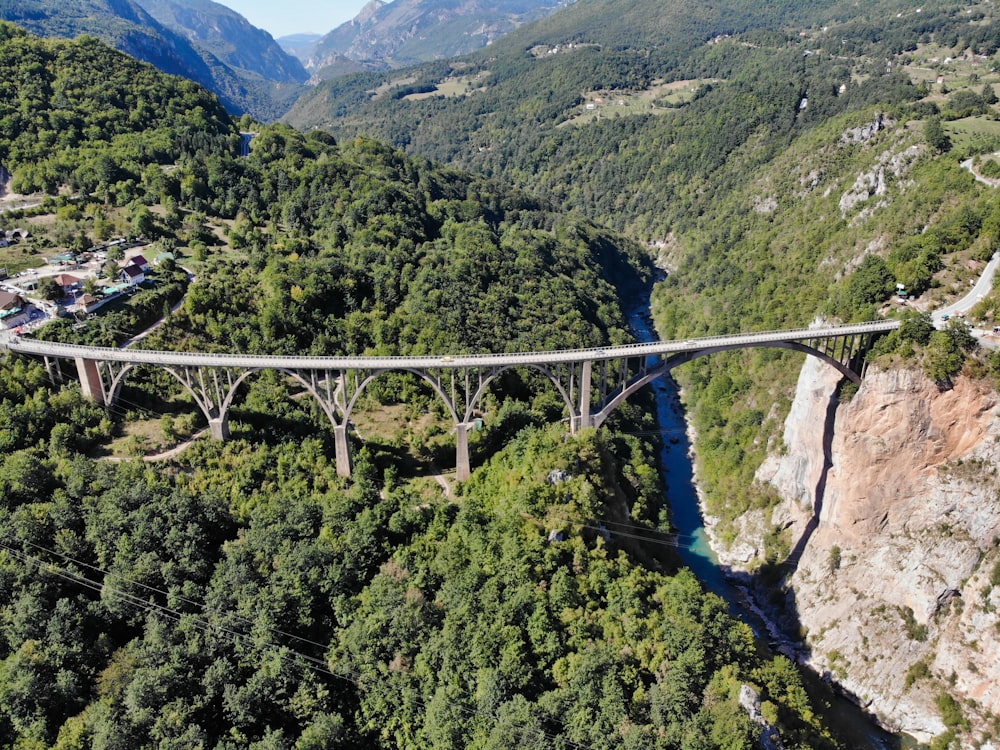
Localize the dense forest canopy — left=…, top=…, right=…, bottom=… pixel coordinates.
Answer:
left=0, top=21, right=233, bottom=194
left=0, top=21, right=847, bottom=750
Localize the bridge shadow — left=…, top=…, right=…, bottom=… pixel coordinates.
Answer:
left=728, top=378, right=901, bottom=750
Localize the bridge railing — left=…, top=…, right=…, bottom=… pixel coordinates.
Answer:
left=3, top=319, right=900, bottom=369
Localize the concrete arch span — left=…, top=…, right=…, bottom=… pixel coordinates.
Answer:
left=590, top=341, right=859, bottom=429
left=105, top=363, right=351, bottom=456
left=346, top=368, right=461, bottom=425
left=344, top=363, right=577, bottom=429
left=105, top=361, right=219, bottom=425
left=212, top=367, right=343, bottom=427
left=344, top=363, right=578, bottom=482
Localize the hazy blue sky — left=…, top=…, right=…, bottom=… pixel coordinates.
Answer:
left=222, top=0, right=373, bottom=39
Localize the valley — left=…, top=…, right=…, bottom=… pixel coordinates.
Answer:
left=3, top=1, right=1000, bottom=748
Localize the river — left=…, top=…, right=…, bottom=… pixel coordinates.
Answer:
left=626, top=302, right=903, bottom=750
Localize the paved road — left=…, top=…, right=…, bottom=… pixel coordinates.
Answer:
left=931, top=252, right=1000, bottom=327
left=961, top=158, right=1000, bottom=189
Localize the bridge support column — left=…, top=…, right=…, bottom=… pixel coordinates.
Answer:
left=334, top=424, right=352, bottom=478
left=75, top=357, right=105, bottom=405
left=575, top=360, right=592, bottom=433
left=455, top=422, right=473, bottom=482
left=209, top=416, right=230, bottom=441
left=44, top=356, right=62, bottom=385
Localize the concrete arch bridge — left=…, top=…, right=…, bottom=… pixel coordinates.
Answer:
left=4, top=320, right=898, bottom=480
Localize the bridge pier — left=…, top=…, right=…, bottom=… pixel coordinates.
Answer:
left=44, top=356, right=62, bottom=385
left=75, top=357, right=105, bottom=405
left=576, top=360, right=592, bottom=434
left=334, top=424, right=352, bottom=477
left=208, top=416, right=230, bottom=441
left=455, top=422, right=475, bottom=482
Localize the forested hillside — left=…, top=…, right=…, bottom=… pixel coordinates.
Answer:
left=0, top=22, right=233, bottom=193
left=284, top=2, right=1000, bottom=741
left=0, top=0, right=305, bottom=118
left=285, top=0, right=1000, bottom=554
left=286, top=0, right=982, bottom=240
left=0, top=24, right=844, bottom=750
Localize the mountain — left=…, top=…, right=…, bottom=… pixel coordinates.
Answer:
left=0, top=0, right=305, bottom=119
left=306, top=0, right=574, bottom=78
left=134, top=0, right=308, bottom=84
left=277, top=32, right=322, bottom=63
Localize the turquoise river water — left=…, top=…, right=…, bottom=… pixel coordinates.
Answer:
left=626, top=301, right=903, bottom=750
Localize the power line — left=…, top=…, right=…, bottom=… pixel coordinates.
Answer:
left=0, top=537, right=601, bottom=750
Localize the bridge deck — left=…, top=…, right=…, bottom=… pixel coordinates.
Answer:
left=3, top=320, right=900, bottom=369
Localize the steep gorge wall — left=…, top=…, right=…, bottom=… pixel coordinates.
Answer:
left=729, top=357, right=1000, bottom=744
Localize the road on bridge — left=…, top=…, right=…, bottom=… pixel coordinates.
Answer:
left=3, top=319, right=900, bottom=370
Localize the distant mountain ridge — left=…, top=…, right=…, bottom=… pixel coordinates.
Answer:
left=0, top=0, right=306, bottom=119
left=306, top=0, right=574, bottom=78
left=276, top=32, right=322, bottom=64
left=135, top=0, right=307, bottom=84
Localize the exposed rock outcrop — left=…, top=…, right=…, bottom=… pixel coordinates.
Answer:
left=840, top=113, right=893, bottom=145
left=742, top=361, right=1000, bottom=745
left=838, top=144, right=922, bottom=218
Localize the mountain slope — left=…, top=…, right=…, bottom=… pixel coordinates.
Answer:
left=135, top=0, right=307, bottom=84
left=307, top=0, right=573, bottom=77
left=0, top=0, right=304, bottom=118
left=285, top=0, right=923, bottom=237
left=0, top=20, right=234, bottom=194
left=285, top=0, right=992, bottom=263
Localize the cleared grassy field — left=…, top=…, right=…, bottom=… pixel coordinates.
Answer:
left=403, top=72, right=492, bottom=101
left=944, top=115, right=1000, bottom=153
left=558, top=78, right=721, bottom=127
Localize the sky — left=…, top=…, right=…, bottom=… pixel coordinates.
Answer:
left=220, top=0, right=375, bottom=39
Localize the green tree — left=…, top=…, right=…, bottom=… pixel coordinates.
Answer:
left=847, top=255, right=895, bottom=314
left=130, top=206, right=155, bottom=238
left=924, top=116, right=952, bottom=153
left=924, top=330, right=964, bottom=383
left=37, top=276, right=63, bottom=301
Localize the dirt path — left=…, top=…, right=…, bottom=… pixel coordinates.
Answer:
left=433, top=472, right=451, bottom=496
left=119, top=268, right=195, bottom=348
left=99, top=428, right=209, bottom=463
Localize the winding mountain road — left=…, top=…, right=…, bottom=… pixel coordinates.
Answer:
left=931, top=252, right=1000, bottom=328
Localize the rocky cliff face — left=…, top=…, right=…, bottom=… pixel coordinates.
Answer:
left=135, top=0, right=308, bottom=84
left=733, top=357, right=1000, bottom=745
left=307, top=0, right=571, bottom=75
